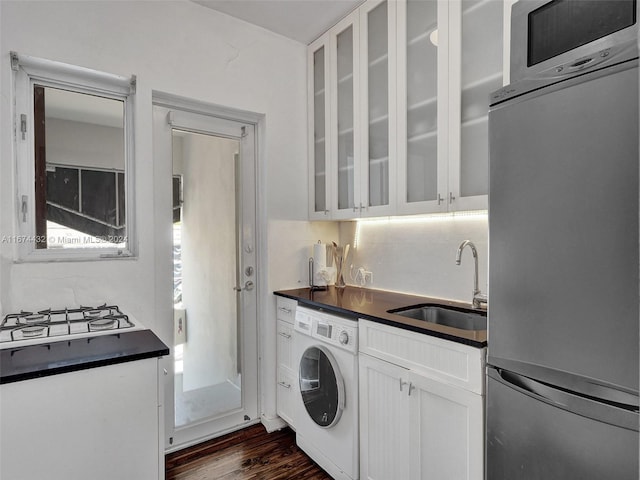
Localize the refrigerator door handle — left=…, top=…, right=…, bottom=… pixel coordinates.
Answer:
left=489, top=368, right=638, bottom=432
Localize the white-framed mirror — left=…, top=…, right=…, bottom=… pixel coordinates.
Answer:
left=11, top=53, right=136, bottom=261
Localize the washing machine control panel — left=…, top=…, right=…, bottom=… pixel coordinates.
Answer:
left=316, top=322, right=333, bottom=339
left=295, top=306, right=358, bottom=353
left=316, top=322, right=357, bottom=352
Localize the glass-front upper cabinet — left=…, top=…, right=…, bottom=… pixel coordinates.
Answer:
left=360, top=0, right=395, bottom=217
left=307, top=0, right=504, bottom=219
left=332, top=13, right=360, bottom=220
left=308, top=35, right=331, bottom=219
left=397, top=0, right=447, bottom=214
left=450, top=0, right=503, bottom=211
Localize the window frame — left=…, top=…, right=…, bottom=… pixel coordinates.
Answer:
left=11, top=52, right=136, bottom=261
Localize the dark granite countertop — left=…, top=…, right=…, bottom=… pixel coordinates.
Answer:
left=0, top=329, right=170, bottom=384
left=275, top=286, right=487, bottom=348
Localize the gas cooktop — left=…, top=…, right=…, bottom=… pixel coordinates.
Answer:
left=0, top=304, right=138, bottom=348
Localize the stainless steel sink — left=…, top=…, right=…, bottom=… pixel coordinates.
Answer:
left=389, top=304, right=487, bottom=331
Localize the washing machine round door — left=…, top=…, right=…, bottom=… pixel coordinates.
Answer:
left=299, top=345, right=345, bottom=428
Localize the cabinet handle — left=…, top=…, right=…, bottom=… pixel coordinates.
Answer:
left=437, top=194, right=444, bottom=205
left=449, top=192, right=456, bottom=204
left=278, top=381, right=291, bottom=389
left=400, top=379, right=416, bottom=396
left=278, top=331, right=292, bottom=339
left=278, top=307, right=292, bottom=314
left=408, top=382, right=416, bottom=396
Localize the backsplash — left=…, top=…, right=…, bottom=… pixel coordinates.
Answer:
left=338, top=214, right=488, bottom=304
left=269, top=220, right=340, bottom=290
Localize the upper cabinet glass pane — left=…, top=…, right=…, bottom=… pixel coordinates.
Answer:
left=460, top=0, right=503, bottom=197
left=313, top=46, right=327, bottom=213
left=337, top=26, right=355, bottom=211
left=35, top=86, right=127, bottom=249
left=406, top=0, right=438, bottom=203
left=367, top=1, right=389, bottom=207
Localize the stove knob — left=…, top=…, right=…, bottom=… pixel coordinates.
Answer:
left=339, top=331, right=349, bottom=345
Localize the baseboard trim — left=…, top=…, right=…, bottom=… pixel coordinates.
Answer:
left=261, top=414, right=289, bottom=433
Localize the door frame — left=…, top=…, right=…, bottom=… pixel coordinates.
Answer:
left=152, top=92, right=266, bottom=452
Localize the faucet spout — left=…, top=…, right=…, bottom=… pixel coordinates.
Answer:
left=456, top=239, right=476, bottom=265
left=456, top=240, right=486, bottom=309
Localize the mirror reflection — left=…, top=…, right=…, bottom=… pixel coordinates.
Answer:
left=34, top=86, right=126, bottom=249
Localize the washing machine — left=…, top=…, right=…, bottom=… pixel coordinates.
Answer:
left=294, top=305, right=359, bottom=480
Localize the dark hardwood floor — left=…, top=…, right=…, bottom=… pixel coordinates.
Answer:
left=165, top=424, right=333, bottom=480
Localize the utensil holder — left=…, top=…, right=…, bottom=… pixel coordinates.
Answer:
left=332, top=242, right=350, bottom=289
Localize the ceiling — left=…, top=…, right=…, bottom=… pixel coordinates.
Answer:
left=192, top=0, right=363, bottom=45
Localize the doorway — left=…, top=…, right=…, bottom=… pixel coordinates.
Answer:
left=153, top=104, right=259, bottom=451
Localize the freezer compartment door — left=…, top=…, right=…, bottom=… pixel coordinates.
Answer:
left=487, top=368, right=639, bottom=480
left=488, top=61, right=638, bottom=393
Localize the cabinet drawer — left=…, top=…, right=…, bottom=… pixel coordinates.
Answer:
left=359, top=319, right=486, bottom=394
left=277, top=365, right=296, bottom=391
left=276, top=297, right=297, bottom=324
left=277, top=320, right=295, bottom=370
left=276, top=365, right=297, bottom=428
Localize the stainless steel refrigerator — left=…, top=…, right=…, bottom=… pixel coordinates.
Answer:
left=486, top=20, right=639, bottom=480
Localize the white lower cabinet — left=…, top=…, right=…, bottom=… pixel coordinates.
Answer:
left=359, top=353, right=412, bottom=479
left=359, top=319, right=485, bottom=480
left=407, top=368, right=484, bottom=479
left=0, top=358, right=162, bottom=480
left=275, top=297, right=297, bottom=428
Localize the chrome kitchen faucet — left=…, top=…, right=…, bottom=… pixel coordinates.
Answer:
left=456, top=240, right=487, bottom=309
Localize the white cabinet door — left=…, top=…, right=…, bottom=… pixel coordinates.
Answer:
left=359, top=352, right=412, bottom=480
left=447, top=0, right=504, bottom=212
left=359, top=0, right=397, bottom=217
left=308, top=34, right=332, bottom=219
left=396, top=0, right=449, bottom=215
left=332, top=12, right=362, bottom=220
left=408, top=370, right=484, bottom=480
left=310, top=13, right=361, bottom=221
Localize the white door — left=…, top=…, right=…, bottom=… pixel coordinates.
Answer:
left=408, top=370, right=484, bottom=479
left=153, top=105, right=259, bottom=451
left=359, top=353, right=412, bottom=480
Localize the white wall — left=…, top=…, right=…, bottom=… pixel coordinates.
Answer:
left=0, top=0, right=322, bottom=428
left=268, top=220, right=340, bottom=289
left=340, top=215, right=488, bottom=303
